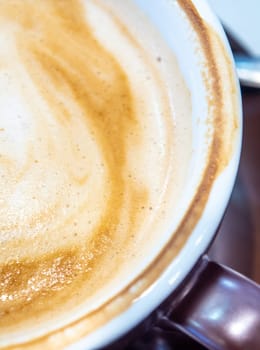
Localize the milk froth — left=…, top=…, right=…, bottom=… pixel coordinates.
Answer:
left=0, top=0, right=191, bottom=346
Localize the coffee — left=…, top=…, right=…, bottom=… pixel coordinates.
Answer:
left=0, top=0, right=192, bottom=347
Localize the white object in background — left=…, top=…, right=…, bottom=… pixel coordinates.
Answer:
left=208, top=0, right=260, bottom=56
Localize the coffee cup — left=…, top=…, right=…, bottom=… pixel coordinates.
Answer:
left=0, top=0, right=259, bottom=349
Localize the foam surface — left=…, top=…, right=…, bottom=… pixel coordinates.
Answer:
left=0, top=0, right=191, bottom=345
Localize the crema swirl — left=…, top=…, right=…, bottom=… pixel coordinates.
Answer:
left=0, top=0, right=191, bottom=347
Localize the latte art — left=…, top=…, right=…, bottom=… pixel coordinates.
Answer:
left=0, top=0, right=191, bottom=346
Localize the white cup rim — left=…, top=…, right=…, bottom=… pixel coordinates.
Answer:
left=69, top=0, right=242, bottom=348
left=4, top=1, right=241, bottom=349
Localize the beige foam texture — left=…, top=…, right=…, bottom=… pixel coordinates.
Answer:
left=0, top=0, right=191, bottom=345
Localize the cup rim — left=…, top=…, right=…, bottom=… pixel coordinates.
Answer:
left=7, top=0, right=242, bottom=349
left=70, top=0, right=242, bottom=348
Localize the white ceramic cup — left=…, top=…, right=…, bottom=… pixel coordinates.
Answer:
left=64, top=1, right=259, bottom=349
left=12, top=1, right=259, bottom=349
